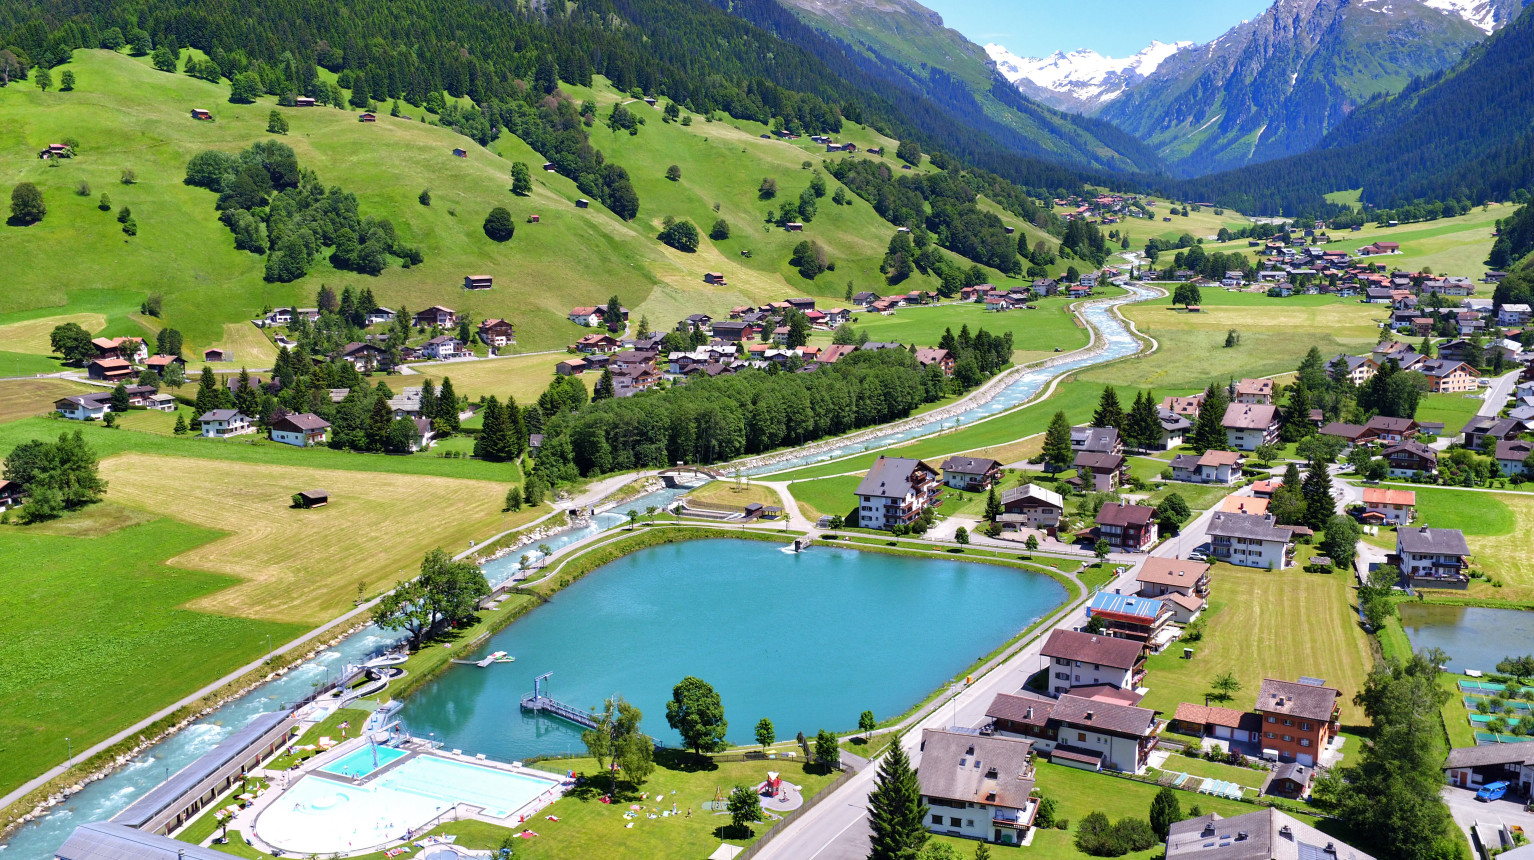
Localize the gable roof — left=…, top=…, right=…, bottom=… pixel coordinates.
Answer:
left=918, top=729, right=1036, bottom=810
left=1362, top=487, right=1416, bottom=506
left=1000, top=483, right=1063, bottom=509
left=1222, top=403, right=1277, bottom=430
left=1396, top=526, right=1470, bottom=556
left=58, top=822, right=235, bottom=860
left=940, top=456, right=1000, bottom=475
left=854, top=456, right=936, bottom=498
left=1206, top=512, right=1293, bottom=543
left=1136, top=558, right=1210, bottom=588
left=1255, top=678, right=1339, bottom=721
left=272, top=412, right=331, bottom=432
left=1095, top=502, right=1155, bottom=526
left=1039, top=629, right=1144, bottom=670
left=1172, top=702, right=1253, bottom=730
left=1049, top=692, right=1158, bottom=737
left=198, top=409, right=243, bottom=422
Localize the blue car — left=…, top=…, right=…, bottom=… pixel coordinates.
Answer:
left=1477, top=781, right=1509, bottom=801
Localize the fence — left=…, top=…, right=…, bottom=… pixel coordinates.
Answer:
left=738, top=766, right=857, bottom=859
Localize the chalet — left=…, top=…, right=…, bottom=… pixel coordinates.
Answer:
left=1136, top=557, right=1210, bottom=604
left=1499, top=303, right=1532, bottom=326
left=0, top=479, right=22, bottom=511
left=413, top=306, right=457, bottom=328
left=358, top=112, right=377, bottom=122
left=1205, top=512, right=1295, bottom=570
left=145, top=354, right=186, bottom=374
left=1074, top=451, right=1128, bottom=492
left=93, top=336, right=147, bottom=362
left=915, top=348, right=955, bottom=376
left=1328, top=354, right=1377, bottom=384
left=452, top=148, right=468, bottom=158
left=1496, top=440, right=1532, bottom=477
left=198, top=409, right=253, bottom=438
left=917, top=729, right=1038, bottom=846
left=1382, top=441, right=1437, bottom=477
left=294, top=96, right=316, bottom=107
left=1417, top=358, right=1479, bottom=393
left=1030, top=278, right=1059, bottom=297
left=940, top=456, right=1002, bottom=492
left=340, top=342, right=387, bottom=372
left=985, top=690, right=1161, bottom=774
left=1168, top=450, right=1242, bottom=484
left=851, top=291, right=882, bottom=307
left=1167, top=810, right=1373, bottom=860
left=122, top=385, right=158, bottom=407
left=1358, top=241, right=1399, bottom=256
left=1094, top=503, right=1157, bottom=552
left=1160, top=393, right=1204, bottom=419
left=1040, top=629, right=1147, bottom=695
left=854, top=456, right=942, bottom=531
left=1231, top=378, right=1274, bottom=405
left=1088, top=591, right=1172, bottom=648
left=612, top=365, right=661, bottom=397
left=55, top=392, right=113, bottom=421
left=709, top=321, right=753, bottom=342
left=1071, top=426, right=1122, bottom=456
left=1169, top=703, right=1261, bottom=746
left=87, top=358, right=134, bottom=382
left=270, top=413, right=330, bottom=447
left=405, top=417, right=435, bottom=452
left=1395, top=526, right=1470, bottom=587
left=463, top=275, right=493, bottom=290
left=785, top=297, right=816, bottom=311
left=999, top=484, right=1064, bottom=531
left=556, top=358, right=587, bottom=376
left=146, top=393, right=177, bottom=412
left=420, top=336, right=459, bottom=360
left=985, top=293, right=1018, bottom=311
left=1462, top=415, right=1524, bottom=451
left=478, top=318, right=516, bottom=348
left=1364, top=287, right=1396, bottom=304
left=366, top=307, right=396, bottom=325
left=191, top=108, right=213, bottom=120
left=1221, top=403, right=1279, bottom=451
left=1255, top=678, right=1340, bottom=766
left=1359, top=415, right=1419, bottom=444
left=575, top=333, right=622, bottom=354
left=1318, top=421, right=1368, bottom=449
left=203, top=348, right=229, bottom=362
left=1156, top=408, right=1192, bottom=450
left=1361, top=487, right=1415, bottom=526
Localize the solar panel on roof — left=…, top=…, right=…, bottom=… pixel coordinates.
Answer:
left=1298, top=676, right=1327, bottom=686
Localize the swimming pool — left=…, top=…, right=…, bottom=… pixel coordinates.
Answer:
left=255, top=755, right=561, bottom=854
left=320, top=744, right=409, bottom=778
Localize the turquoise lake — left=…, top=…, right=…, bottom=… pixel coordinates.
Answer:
left=396, top=538, right=1067, bottom=757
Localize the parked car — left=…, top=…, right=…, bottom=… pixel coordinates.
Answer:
left=1477, top=781, right=1509, bottom=801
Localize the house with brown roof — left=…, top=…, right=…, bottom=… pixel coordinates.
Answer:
left=1382, top=440, right=1437, bottom=478
left=1221, top=403, right=1279, bottom=451
left=92, top=336, right=147, bottom=362
left=1417, top=357, right=1474, bottom=395
left=1254, top=678, right=1340, bottom=765
left=478, top=318, right=516, bottom=348
left=1169, top=703, right=1262, bottom=744
left=917, top=729, right=1038, bottom=846
left=1161, top=393, right=1205, bottom=419
left=1095, top=503, right=1157, bottom=552
left=1359, top=415, right=1418, bottom=444
left=915, top=347, right=955, bottom=376
left=940, top=456, right=1001, bottom=492
left=270, top=413, right=330, bottom=447
left=999, top=484, right=1064, bottom=531
left=413, top=306, right=457, bottom=328
left=1039, top=629, right=1147, bottom=696
left=985, top=690, right=1161, bottom=774
left=1231, top=378, right=1274, bottom=404
left=1496, top=439, right=1533, bottom=477
left=1169, top=450, right=1243, bottom=484
left=1361, top=487, right=1415, bottom=525
left=1136, top=558, right=1210, bottom=601
left=87, top=358, right=134, bottom=382
left=145, top=354, right=186, bottom=374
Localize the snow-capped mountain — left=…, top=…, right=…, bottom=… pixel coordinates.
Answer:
left=1419, top=0, right=1526, bottom=33
left=985, top=41, right=1192, bottom=112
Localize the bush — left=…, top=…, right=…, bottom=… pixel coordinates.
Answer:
left=709, top=218, right=731, bottom=240
left=483, top=207, right=515, bottom=241
left=658, top=218, right=699, bottom=252
left=10, top=182, right=46, bottom=224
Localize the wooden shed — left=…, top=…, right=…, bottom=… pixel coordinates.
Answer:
left=295, top=489, right=329, bottom=508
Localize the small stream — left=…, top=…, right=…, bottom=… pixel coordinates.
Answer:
left=1, top=285, right=1156, bottom=859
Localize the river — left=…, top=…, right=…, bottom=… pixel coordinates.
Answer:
left=0, top=284, right=1153, bottom=858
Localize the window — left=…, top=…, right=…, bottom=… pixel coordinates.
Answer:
left=1265, top=731, right=1275, bottom=739
left=1283, top=719, right=1292, bottom=727
left=966, top=820, right=974, bottom=827
left=1300, top=739, right=1312, bottom=747
left=1077, top=732, right=1087, bottom=742
left=1301, top=722, right=1312, bottom=731
left=1283, top=735, right=1293, bottom=742
left=932, top=815, right=943, bottom=825
left=1266, top=716, right=1277, bottom=723
left=949, top=817, right=962, bottom=827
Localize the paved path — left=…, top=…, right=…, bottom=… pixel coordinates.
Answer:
left=1442, top=784, right=1534, bottom=852
left=1478, top=369, right=1522, bottom=418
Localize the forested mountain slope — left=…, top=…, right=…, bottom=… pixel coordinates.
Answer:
left=1180, top=0, right=1534, bottom=215
left=1101, top=0, right=1487, bottom=176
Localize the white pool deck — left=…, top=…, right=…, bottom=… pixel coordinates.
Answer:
left=203, top=732, right=569, bottom=857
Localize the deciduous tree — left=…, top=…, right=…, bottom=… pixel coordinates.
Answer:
left=666, top=676, right=728, bottom=757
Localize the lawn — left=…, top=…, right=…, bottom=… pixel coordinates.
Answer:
left=0, top=416, right=524, bottom=482
left=264, top=707, right=372, bottom=773
left=409, top=352, right=597, bottom=403
left=1156, top=754, right=1267, bottom=792
left=0, top=378, right=95, bottom=424
left=0, top=311, right=108, bottom=354
left=0, top=515, right=306, bottom=797
left=682, top=479, right=785, bottom=512
left=1407, top=487, right=1531, bottom=602
left=807, top=295, right=1092, bottom=360
left=789, top=474, right=863, bottom=521
left=1079, top=290, right=1384, bottom=391
left=96, top=452, right=531, bottom=624
left=473, top=751, right=842, bottom=860
left=1414, top=392, right=1485, bottom=434
left=1139, top=562, right=1372, bottom=726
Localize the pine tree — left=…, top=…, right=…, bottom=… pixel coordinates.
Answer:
left=984, top=487, right=1001, bottom=521
left=1092, top=386, right=1124, bottom=431
left=1149, top=785, right=1181, bottom=840
left=1126, top=390, right=1161, bottom=451
left=173, top=413, right=188, bottom=434
left=866, top=741, right=927, bottom=860
left=1280, top=380, right=1312, bottom=443
left=1300, top=457, right=1335, bottom=531
left=474, top=396, right=510, bottom=461
left=1043, top=410, right=1073, bottom=473
left=193, top=365, right=226, bottom=416
left=1190, top=386, right=1230, bottom=453
left=593, top=368, right=615, bottom=400
left=506, top=395, right=527, bottom=457
left=437, top=378, right=460, bottom=431
left=365, top=396, right=391, bottom=452
left=233, top=367, right=259, bottom=417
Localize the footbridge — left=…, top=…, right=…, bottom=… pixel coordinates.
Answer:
left=658, top=464, right=724, bottom=487
left=518, top=672, right=598, bottom=729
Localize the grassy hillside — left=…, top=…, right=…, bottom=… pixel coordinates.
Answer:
left=2, top=50, right=1054, bottom=370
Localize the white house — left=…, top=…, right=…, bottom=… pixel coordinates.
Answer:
left=1205, top=512, right=1295, bottom=569
left=1039, top=629, right=1146, bottom=696
left=1169, top=450, right=1243, bottom=484
left=420, top=335, right=460, bottom=360
left=568, top=306, right=604, bottom=326
left=1361, top=487, right=1415, bottom=525
left=269, top=413, right=330, bottom=447
left=55, top=393, right=113, bottom=421
left=1221, top=403, right=1279, bottom=451
left=198, top=409, right=254, bottom=438
left=854, top=456, right=941, bottom=530
left=986, top=691, right=1161, bottom=774
left=917, top=729, right=1038, bottom=846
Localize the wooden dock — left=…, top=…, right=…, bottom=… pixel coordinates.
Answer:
left=519, top=693, right=598, bottom=729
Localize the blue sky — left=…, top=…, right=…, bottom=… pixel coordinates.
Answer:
left=919, top=0, right=1275, bottom=57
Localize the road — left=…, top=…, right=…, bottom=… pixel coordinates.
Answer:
left=1478, top=369, right=1522, bottom=418
left=754, top=490, right=1225, bottom=860
left=1441, top=785, right=1534, bottom=852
